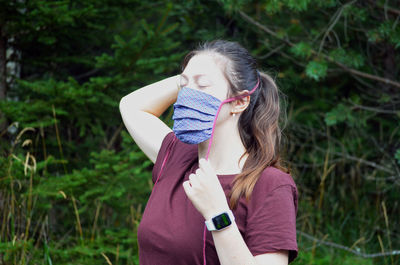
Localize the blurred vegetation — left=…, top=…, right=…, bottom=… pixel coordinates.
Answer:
left=0, top=0, right=399, bottom=264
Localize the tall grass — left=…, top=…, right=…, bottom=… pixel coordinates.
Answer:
left=0, top=113, right=151, bottom=264
left=286, top=118, right=400, bottom=265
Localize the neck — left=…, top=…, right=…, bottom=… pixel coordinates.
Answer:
left=198, top=123, right=247, bottom=175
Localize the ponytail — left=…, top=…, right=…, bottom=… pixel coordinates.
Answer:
left=228, top=71, right=288, bottom=209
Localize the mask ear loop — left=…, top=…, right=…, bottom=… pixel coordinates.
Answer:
left=205, top=75, right=261, bottom=160
left=202, top=73, right=261, bottom=265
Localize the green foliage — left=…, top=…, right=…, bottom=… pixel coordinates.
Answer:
left=325, top=103, right=350, bottom=126
left=219, top=0, right=252, bottom=12
left=329, top=48, right=365, bottom=68
left=262, top=0, right=316, bottom=14
left=305, top=60, right=328, bottom=81
left=324, top=103, right=369, bottom=127
left=368, top=20, right=400, bottom=49
left=290, top=42, right=313, bottom=58
left=286, top=0, right=311, bottom=12
left=0, top=0, right=228, bottom=263
left=395, top=149, right=400, bottom=165
left=1, top=0, right=399, bottom=264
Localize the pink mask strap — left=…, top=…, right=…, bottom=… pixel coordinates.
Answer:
left=205, top=76, right=261, bottom=160
left=202, top=75, right=260, bottom=265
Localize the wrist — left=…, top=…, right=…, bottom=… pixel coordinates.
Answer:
left=204, top=206, right=231, bottom=221
left=211, top=220, right=237, bottom=234
left=205, top=209, right=235, bottom=231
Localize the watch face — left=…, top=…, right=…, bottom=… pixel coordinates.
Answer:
left=212, top=212, right=232, bottom=230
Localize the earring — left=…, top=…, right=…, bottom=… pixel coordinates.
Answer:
left=232, top=113, right=236, bottom=117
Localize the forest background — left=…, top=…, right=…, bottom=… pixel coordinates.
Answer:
left=0, top=0, right=399, bottom=264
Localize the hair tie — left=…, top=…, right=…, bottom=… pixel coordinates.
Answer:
left=248, top=71, right=261, bottom=95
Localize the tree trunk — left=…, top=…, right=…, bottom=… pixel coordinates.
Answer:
left=0, top=25, right=7, bottom=132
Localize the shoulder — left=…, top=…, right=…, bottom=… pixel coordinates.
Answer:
left=253, top=166, right=297, bottom=195
left=152, top=131, right=197, bottom=183
left=249, top=166, right=298, bottom=212
left=156, top=131, right=197, bottom=160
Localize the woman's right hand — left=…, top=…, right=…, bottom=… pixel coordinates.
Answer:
left=119, top=75, right=180, bottom=163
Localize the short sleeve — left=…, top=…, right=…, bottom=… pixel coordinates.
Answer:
left=151, top=131, right=176, bottom=184
left=245, top=184, right=298, bottom=263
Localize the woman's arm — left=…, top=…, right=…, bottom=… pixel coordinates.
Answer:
left=183, top=159, right=289, bottom=265
left=119, top=75, right=180, bottom=163
left=211, top=223, right=289, bottom=265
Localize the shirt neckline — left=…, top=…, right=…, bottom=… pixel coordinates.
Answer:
left=192, top=160, right=238, bottom=178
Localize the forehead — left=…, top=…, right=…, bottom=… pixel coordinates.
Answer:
left=183, top=53, right=226, bottom=78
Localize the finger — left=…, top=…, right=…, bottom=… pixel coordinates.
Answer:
left=182, top=180, right=193, bottom=197
left=194, top=167, right=206, bottom=181
left=189, top=173, right=200, bottom=187
left=199, top=158, right=214, bottom=178
left=195, top=168, right=202, bottom=177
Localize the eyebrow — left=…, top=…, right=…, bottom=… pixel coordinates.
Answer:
left=180, top=73, right=208, bottom=79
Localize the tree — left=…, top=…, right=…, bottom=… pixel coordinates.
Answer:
left=0, top=0, right=230, bottom=263
left=220, top=0, right=400, bottom=263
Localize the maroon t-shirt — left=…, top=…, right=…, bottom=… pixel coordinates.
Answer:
left=137, top=132, right=298, bottom=264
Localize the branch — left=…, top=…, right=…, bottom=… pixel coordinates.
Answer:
left=312, top=145, right=395, bottom=174
left=348, top=100, right=399, bottom=114
left=238, top=11, right=400, bottom=89
left=257, top=44, right=285, bottom=60
left=279, top=51, right=308, bottom=68
left=239, top=11, right=292, bottom=46
left=288, top=123, right=396, bottom=175
left=75, top=68, right=101, bottom=80
left=106, top=122, right=124, bottom=150
left=0, top=27, right=7, bottom=132
left=368, top=0, right=400, bottom=16
left=329, top=60, right=400, bottom=89
left=386, top=6, right=400, bottom=16
left=318, top=1, right=354, bottom=53
left=298, top=231, right=400, bottom=258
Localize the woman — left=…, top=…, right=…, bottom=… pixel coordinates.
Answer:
left=119, top=40, right=298, bottom=265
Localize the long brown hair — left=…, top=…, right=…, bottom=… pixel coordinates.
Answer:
left=181, top=40, right=289, bottom=209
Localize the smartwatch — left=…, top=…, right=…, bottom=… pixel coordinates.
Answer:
left=205, top=210, right=235, bottom=231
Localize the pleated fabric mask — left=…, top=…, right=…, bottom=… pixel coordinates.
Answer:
left=172, top=74, right=260, bottom=148
left=172, top=87, right=221, bottom=144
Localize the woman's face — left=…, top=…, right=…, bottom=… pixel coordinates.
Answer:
left=179, top=53, right=230, bottom=101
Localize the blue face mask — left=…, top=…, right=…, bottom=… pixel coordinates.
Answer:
left=172, top=76, right=260, bottom=158
left=172, top=87, right=222, bottom=144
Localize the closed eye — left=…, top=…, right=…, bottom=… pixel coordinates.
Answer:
left=196, top=76, right=211, bottom=88
left=180, top=73, right=212, bottom=88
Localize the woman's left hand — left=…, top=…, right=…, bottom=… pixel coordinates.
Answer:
left=183, top=158, right=231, bottom=220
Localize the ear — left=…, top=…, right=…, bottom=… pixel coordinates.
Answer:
left=231, top=90, right=251, bottom=115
